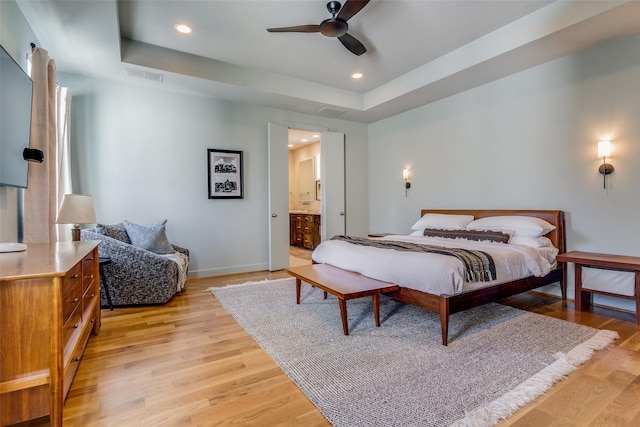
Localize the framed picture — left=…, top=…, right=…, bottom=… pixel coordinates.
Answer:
left=207, top=148, right=244, bottom=199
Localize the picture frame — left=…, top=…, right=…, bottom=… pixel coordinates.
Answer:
left=207, top=148, right=244, bottom=199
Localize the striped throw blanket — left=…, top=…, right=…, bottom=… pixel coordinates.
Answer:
left=330, top=235, right=497, bottom=282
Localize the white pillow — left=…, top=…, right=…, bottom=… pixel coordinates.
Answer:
left=509, top=236, right=554, bottom=248
left=410, top=214, right=474, bottom=231
left=466, top=216, right=555, bottom=238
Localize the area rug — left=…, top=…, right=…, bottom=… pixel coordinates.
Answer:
left=210, top=278, right=617, bottom=427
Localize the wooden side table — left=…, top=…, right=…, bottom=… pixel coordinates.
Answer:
left=556, top=251, right=640, bottom=324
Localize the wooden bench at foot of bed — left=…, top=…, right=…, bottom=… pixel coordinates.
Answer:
left=285, top=264, right=399, bottom=335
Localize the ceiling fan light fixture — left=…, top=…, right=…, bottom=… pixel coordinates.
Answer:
left=352, top=72, right=363, bottom=79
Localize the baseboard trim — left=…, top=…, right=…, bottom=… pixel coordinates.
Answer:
left=188, top=263, right=269, bottom=279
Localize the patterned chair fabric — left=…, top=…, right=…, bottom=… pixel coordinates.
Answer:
left=81, top=228, right=189, bottom=307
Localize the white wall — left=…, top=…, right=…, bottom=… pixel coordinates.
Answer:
left=368, top=32, right=640, bottom=312
left=56, top=74, right=368, bottom=277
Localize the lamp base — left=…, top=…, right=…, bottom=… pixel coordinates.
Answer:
left=599, top=163, right=614, bottom=175
left=71, top=228, right=81, bottom=242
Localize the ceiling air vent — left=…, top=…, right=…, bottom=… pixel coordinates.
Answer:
left=318, top=107, right=346, bottom=118
left=126, top=68, right=164, bottom=83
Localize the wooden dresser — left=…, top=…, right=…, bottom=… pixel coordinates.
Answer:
left=290, top=213, right=321, bottom=249
left=0, top=241, right=100, bottom=426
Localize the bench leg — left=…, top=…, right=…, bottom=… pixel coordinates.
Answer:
left=323, top=291, right=328, bottom=299
left=575, top=264, right=592, bottom=311
left=295, top=278, right=301, bottom=304
left=338, top=298, right=349, bottom=335
left=372, top=293, right=381, bottom=327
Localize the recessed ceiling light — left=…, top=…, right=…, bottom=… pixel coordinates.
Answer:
left=288, top=144, right=294, bottom=147
left=313, top=134, right=320, bottom=138
left=302, top=139, right=308, bottom=142
left=352, top=72, right=363, bottom=79
left=175, top=24, right=192, bottom=34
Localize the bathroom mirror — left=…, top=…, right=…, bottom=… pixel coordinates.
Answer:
left=297, top=157, right=315, bottom=202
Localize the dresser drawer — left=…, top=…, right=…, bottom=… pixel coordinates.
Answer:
left=83, top=285, right=99, bottom=316
left=63, top=316, right=92, bottom=397
left=62, top=306, right=82, bottom=350
left=82, top=254, right=96, bottom=294
left=62, top=280, right=82, bottom=323
left=62, top=262, right=82, bottom=298
left=303, top=234, right=315, bottom=249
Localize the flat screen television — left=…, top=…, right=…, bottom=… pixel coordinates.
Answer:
left=0, top=43, right=34, bottom=188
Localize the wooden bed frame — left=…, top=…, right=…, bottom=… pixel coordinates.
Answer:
left=384, top=209, right=566, bottom=345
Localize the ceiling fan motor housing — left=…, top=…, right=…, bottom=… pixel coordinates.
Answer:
left=320, top=19, right=348, bottom=37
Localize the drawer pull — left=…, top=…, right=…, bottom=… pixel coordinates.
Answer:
left=72, top=298, right=79, bottom=303
left=90, top=318, right=95, bottom=324
left=72, top=274, right=79, bottom=279
left=74, top=356, right=82, bottom=362
left=73, top=323, right=79, bottom=329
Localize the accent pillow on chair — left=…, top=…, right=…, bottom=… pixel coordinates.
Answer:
left=96, top=222, right=131, bottom=243
left=122, top=220, right=175, bottom=254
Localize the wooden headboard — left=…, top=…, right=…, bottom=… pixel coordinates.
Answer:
left=419, top=209, right=565, bottom=254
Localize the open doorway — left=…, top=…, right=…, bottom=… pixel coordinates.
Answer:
left=288, top=128, right=321, bottom=266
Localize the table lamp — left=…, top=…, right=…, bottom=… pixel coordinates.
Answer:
left=55, top=194, right=97, bottom=241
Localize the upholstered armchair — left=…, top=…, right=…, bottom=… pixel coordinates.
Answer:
left=81, top=221, right=189, bottom=307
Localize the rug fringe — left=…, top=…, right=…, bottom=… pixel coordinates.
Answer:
left=450, top=329, right=619, bottom=427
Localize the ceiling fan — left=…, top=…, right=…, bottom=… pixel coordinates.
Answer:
left=267, top=0, right=370, bottom=56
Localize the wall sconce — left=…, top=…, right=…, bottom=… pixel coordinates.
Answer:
left=597, top=140, right=614, bottom=189
left=403, top=168, right=411, bottom=196
left=55, top=194, right=97, bottom=241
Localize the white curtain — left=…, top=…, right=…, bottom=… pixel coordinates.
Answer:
left=24, top=47, right=73, bottom=243
left=56, top=86, right=73, bottom=241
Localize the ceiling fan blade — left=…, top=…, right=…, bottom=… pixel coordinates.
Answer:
left=267, top=25, right=320, bottom=33
left=336, top=0, right=370, bottom=21
left=338, top=33, right=366, bottom=56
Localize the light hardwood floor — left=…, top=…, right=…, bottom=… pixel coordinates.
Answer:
left=16, top=267, right=640, bottom=426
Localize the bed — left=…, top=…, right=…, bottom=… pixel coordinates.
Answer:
left=311, top=209, right=566, bottom=345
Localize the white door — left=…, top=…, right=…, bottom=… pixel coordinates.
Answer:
left=268, top=122, right=289, bottom=271
left=321, top=131, right=346, bottom=240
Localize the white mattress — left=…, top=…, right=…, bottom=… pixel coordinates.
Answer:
left=311, top=235, right=558, bottom=296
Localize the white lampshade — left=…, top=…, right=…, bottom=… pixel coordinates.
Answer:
left=56, top=194, right=97, bottom=225
left=402, top=168, right=410, bottom=180
left=597, top=140, right=611, bottom=159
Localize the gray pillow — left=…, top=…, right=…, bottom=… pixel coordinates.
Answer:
left=122, top=220, right=175, bottom=254
left=96, top=222, right=131, bottom=244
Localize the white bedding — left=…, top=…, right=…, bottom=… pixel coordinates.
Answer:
left=311, top=235, right=558, bottom=296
